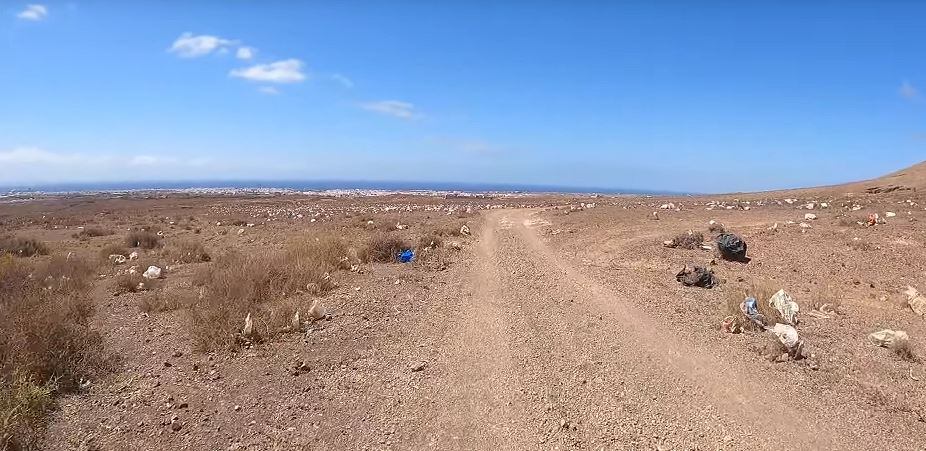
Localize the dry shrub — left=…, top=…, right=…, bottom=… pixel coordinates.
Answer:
left=836, top=216, right=860, bottom=227
left=170, top=240, right=210, bottom=264
left=99, top=243, right=130, bottom=260
left=190, top=235, right=350, bottom=351
left=892, top=340, right=918, bottom=362
left=0, top=255, right=108, bottom=449
left=125, top=230, right=160, bottom=249
left=73, top=228, right=112, bottom=240
left=417, top=233, right=443, bottom=250
left=723, top=279, right=783, bottom=330
left=0, top=237, right=48, bottom=258
left=362, top=234, right=409, bottom=263
left=668, top=231, right=704, bottom=250
left=113, top=273, right=161, bottom=295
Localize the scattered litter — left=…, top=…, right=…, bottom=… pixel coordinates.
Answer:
left=805, top=303, right=837, bottom=319
left=885, top=212, right=897, bottom=218
left=740, top=297, right=767, bottom=329
left=716, top=233, right=748, bottom=262
left=771, top=323, right=803, bottom=356
left=904, top=286, right=926, bottom=316
left=142, top=265, right=162, bottom=280
left=109, top=254, right=127, bottom=264
left=675, top=265, right=718, bottom=288
left=868, top=329, right=909, bottom=348
left=128, top=251, right=139, bottom=260
left=804, top=213, right=817, bottom=220
left=459, top=224, right=471, bottom=236
left=399, top=249, right=415, bottom=263
left=768, top=289, right=799, bottom=325
left=242, top=313, right=254, bottom=336
left=721, top=315, right=742, bottom=333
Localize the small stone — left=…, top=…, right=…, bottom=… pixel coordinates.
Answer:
left=411, top=361, right=427, bottom=372
left=172, top=351, right=183, bottom=358
left=233, top=405, right=241, bottom=411
left=171, top=421, right=182, bottom=431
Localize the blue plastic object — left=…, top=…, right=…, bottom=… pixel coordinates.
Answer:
left=399, top=249, right=414, bottom=263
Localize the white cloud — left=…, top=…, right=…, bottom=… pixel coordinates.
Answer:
left=230, top=59, right=306, bottom=84
left=0, top=147, right=77, bottom=164
left=236, top=46, right=256, bottom=60
left=360, top=100, right=420, bottom=119
left=330, top=73, right=354, bottom=88
left=900, top=80, right=920, bottom=101
left=257, top=86, right=280, bottom=95
left=16, top=4, right=47, bottom=21
left=168, top=32, right=235, bottom=58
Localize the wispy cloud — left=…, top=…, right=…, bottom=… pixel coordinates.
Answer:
left=900, top=80, right=920, bottom=101
left=360, top=100, right=420, bottom=120
left=0, top=147, right=79, bottom=164
left=330, top=73, right=354, bottom=88
left=168, top=32, right=235, bottom=58
left=0, top=147, right=204, bottom=169
left=236, top=46, right=256, bottom=60
left=257, top=86, right=280, bottom=95
left=230, top=59, right=306, bottom=84
left=16, top=4, right=47, bottom=21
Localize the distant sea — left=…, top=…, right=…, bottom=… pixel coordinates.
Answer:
left=0, top=180, right=682, bottom=196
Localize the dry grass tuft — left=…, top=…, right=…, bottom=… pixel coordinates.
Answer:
left=113, top=272, right=162, bottom=294
left=73, top=228, right=112, bottom=240
left=891, top=340, right=918, bottom=362
left=0, top=255, right=109, bottom=448
left=668, top=231, right=704, bottom=250
left=99, top=243, right=130, bottom=261
left=0, top=237, right=48, bottom=258
left=190, top=235, right=351, bottom=351
left=417, top=233, right=443, bottom=250
left=125, top=230, right=161, bottom=249
left=362, top=234, right=409, bottom=263
left=723, top=279, right=784, bottom=330
left=169, top=240, right=210, bottom=263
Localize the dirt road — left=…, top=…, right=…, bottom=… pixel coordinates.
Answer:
left=391, top=209, right=916, bottom=450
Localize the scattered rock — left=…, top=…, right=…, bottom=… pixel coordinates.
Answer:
left=308, top=299, right=327, bottom=321
left=868, top=329, right=909, bottom=348
left=903, top=286, right=926, bottom=316
left=142, top=266, right=162, bottom=279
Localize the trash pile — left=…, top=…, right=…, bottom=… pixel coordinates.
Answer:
left=675, top=265, right=718, bottom=288
left=716, top=233, right=748, bottom=262
left=726, top=289, right=806, bottom=360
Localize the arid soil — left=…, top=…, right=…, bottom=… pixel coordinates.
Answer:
left=2, top=167, right=926, bottom=450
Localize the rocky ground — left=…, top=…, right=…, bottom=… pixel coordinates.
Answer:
left=2, top=167, right=925, bottom=450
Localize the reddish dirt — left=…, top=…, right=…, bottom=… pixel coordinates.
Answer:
left=2, top=163, right=925, bottom=450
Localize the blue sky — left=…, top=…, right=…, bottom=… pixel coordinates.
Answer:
left=1, top=1, right=924, bottom=193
